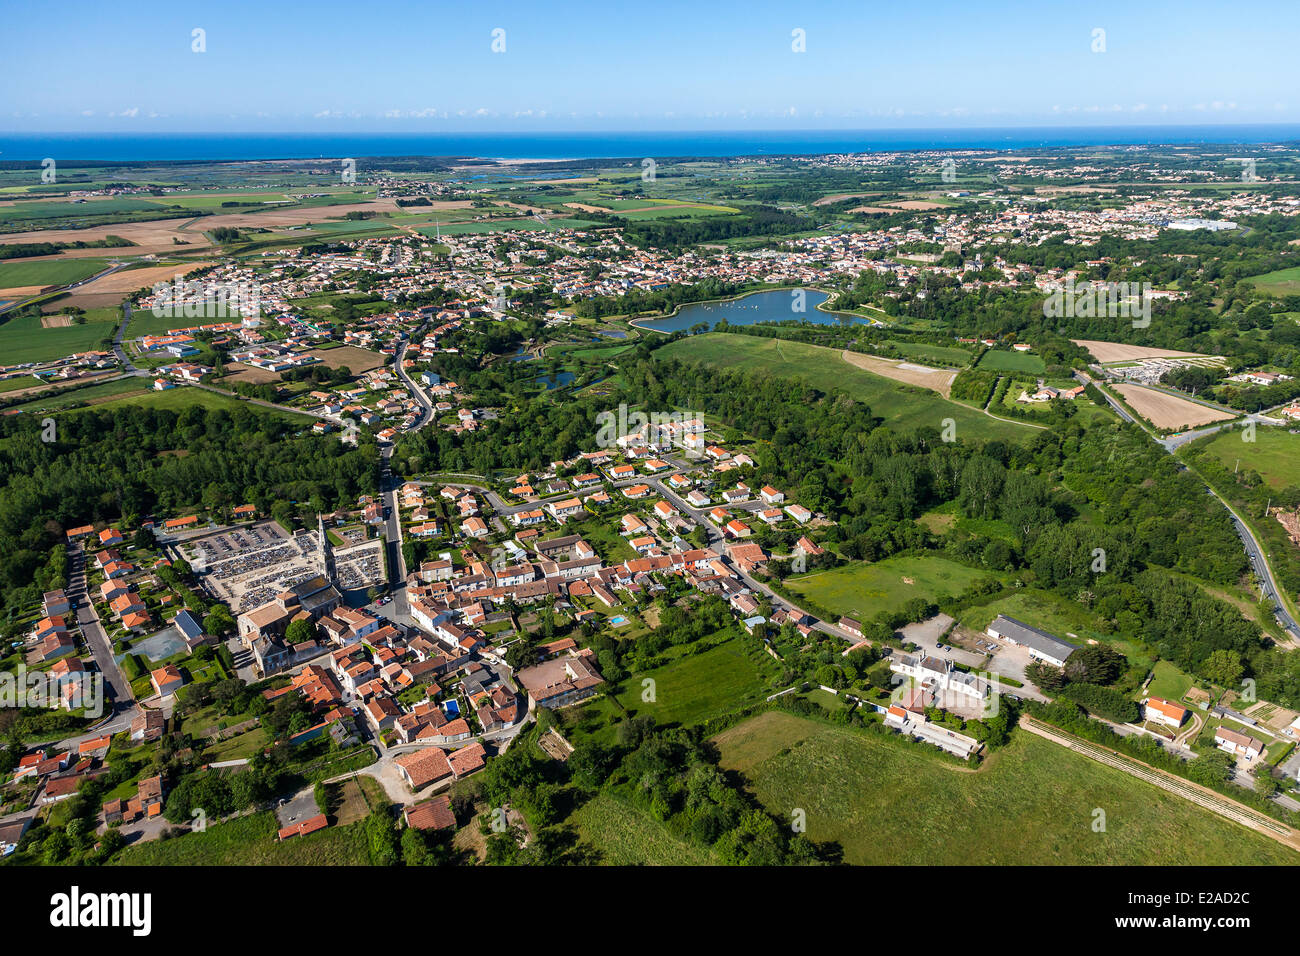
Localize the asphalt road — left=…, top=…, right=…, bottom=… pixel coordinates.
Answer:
left=1077, top=370, right=1300, bottom=642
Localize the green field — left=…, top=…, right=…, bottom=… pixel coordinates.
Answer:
left=656, top=332, right=1033, bottom=440
left=5, top=377, right=144, bottom=412
left=615, top=638, right=773, bottom=728
left=0, top=375, right=42, bottom=393
left=0, top=258, right=110, bottom=289
left=978, top=349, right=1047, bottom=373
left=1246, top=265, right=1300, bottom=297
left=414, top=217, right=600, bottom=237
left=569, top=793, right=719, bottom=865
left=1147, top=660, right=1195, bottom=702
left=1191, top=427, right=1300, bottom=489
left=786, top=553, right=998, bottom=619
left=0, top=311, right=119, bottom=363
left=884, top=339, right=974, bottom=366
left=713, top=711, right=1299, bottom=864
left=9, top=378, right=314, bottom=422
left=100, top=385, right=315, bottom=421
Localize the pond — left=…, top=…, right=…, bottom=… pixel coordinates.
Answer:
left=631, top=289, right=871, bottom=334
left=535, top=371, right=575, bottom=390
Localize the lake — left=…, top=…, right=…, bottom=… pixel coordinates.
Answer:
left=632, top=289, right=870, bottom=334
left=536, top=371, right=575, bottom=390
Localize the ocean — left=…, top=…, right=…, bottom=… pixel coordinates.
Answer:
left=2, top=125, right=1299, bottom=163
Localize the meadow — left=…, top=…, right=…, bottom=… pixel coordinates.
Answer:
left=785, top=553, right=999, bottom=620
left=656, top=332, right=1033, bottom=440
left=1190, top=427, right=1300, bottom=489
left=110, top=811, right=371, bottom=866
left=569, top=793, right=718, bottom=865
left=612, top=637, right=775, bottom=729
left=977, top=349, right=1047, bottom=373
left=712, top=711, right=1299, bottom=864
left=1246, top=265, right=1300, bottom=297
left=0, top=310, right=119, bottom=363
left=883, top=339, right=974, bottom=366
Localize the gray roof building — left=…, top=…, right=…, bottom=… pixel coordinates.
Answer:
left=987, top=615, right=1078, bottom=666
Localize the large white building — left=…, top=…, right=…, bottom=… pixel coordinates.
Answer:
left=889, top=653, right=991, bottom=704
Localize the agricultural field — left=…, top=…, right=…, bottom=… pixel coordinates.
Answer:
left=0, top=257, right=110, bottom=291
left=4, top=377, right=145, bottom=413
left=0, top=309, right=119, bottom=363
left=656, top=332, right=1033, bottom=440
left=785, top=553, right=999, bottom=620
left=1071, top=340, right=1208, bottom=364
left=414, top=217, right=601, bottom=237
left=1189, top=427, right=1300, bottom=489
left=840, top=349, right=957, bottom=397
left=978, top=349, right=1046, bottom=374
left=1112, top=383, right=1237, bottom=430
left=713, top=711, right=1299, bottom=865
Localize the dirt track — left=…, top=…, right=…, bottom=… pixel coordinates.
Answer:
left=840, top=349, right=956, bottom=397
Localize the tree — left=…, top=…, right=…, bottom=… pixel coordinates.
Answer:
left=285, top=618, right=316, bottom=646
left=1202, top=649, right=1244, bottom=689
left=204, top=605, right=236, bottom=637
left=366, top=812, right=400, bottom=866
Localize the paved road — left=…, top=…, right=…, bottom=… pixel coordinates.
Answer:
left=66, top=541, right=138, bottom=717
left=1078, top=370, right=1300, bottom=642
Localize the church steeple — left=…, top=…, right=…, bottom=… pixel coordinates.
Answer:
left=318, top=514, right=336, bottom=584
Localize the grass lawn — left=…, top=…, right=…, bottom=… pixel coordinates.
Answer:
left=204, top=727, right=269, bottom=762
left=713, top=711, right=1299, bottom=864
left=656, top=332, right=1033, bottom=440
left=569, top=793, right=718, bottom=865
left=0, top=375, right=43, bottom=393
left=978, top=350, right=1047, bottom=374
left=1191, top=427, right=1300, bottom=489
left=614, top=638, right=775, bottom=730
left=786, top=553, right=999, bottom=620
left=110, top=811, right=371, bottom=865
left=1147, top=661, right=1195, bottom=702
left=547, top=515, right=636, bottom=564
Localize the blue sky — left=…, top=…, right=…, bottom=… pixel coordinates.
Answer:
left=2, top=0, right=1297, bottom=131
